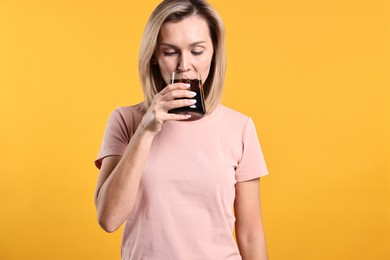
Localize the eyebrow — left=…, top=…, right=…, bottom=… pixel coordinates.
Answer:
left=160, top=41, right=207, bottom=48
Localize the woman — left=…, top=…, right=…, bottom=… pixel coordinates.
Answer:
left=94, top=0, right=269, bottom=259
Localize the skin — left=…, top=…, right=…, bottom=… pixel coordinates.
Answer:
left=95, top=14, right=268, bottom=260
left=155, top=15, right=214, bottom=85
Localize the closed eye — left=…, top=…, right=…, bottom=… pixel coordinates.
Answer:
left=192, top=51, right=204, bottom=56
left=163, top=51, right=177, bottom=57
left=191, top=51, right=203, bottom=56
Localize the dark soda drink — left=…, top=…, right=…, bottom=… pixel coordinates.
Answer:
left=169, top=78, right=206, bottom=120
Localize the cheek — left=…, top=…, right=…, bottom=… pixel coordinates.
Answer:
left=199, top=55, right=213, bottom=83
left=157, top=59, right=175, bottom=85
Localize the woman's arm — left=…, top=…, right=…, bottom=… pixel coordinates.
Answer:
left=234, top=178, right=268, bottom=260
left=94, top=83, right=195, bottom=233
left=94, top=129, right=155, bottom=233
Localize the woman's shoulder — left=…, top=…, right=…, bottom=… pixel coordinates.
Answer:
left=210, top=105, right=259, bottom=142
left=219, top=105, right=251, bottom=124
left=112, top=103, right=145, bottom=120
left=107, top=103, right=145, bottom=131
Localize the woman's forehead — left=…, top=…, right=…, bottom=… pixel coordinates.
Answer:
left=158, top=15, right=211, bottom=45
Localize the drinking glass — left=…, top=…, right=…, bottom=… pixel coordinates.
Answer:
left=168, top=69, right=206, bottom=120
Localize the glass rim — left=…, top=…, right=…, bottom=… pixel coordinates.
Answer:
left=171, top=69, right=200, bottom=82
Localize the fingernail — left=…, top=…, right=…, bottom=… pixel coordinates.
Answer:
left=189, top=99, right=197, bottom=104
left=189, top=91, right=197, bottom=97
left=184, top=83, right=190, bottom=88
left=185, top=114, right=192, bottom=118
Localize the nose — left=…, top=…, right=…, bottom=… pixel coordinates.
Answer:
left=178, top=52, right=190, bottom=71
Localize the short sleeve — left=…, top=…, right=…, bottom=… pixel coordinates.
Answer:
left=94, top=108, right=131, bottom=169
left=235, top=117, right=269, bottom=182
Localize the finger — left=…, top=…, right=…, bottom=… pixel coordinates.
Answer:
left=163, top=99, right=197, bottom=110
left=161, top=89, right=197, bottom=101
left=160, top=112, right=192, bottom=121
left=159, top=83, right=191, bottom=95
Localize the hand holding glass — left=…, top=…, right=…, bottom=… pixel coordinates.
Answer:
left=168, top=69, right=206, bottom=121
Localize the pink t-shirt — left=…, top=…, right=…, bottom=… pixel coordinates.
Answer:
left=95, top=104, right=268, bottom=260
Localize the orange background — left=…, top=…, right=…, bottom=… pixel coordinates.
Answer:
left=0, top=0, right=389, bottom=259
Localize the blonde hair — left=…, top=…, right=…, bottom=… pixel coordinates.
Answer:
left=138, top=0, right=226, bottom=113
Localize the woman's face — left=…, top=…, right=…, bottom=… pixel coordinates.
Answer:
left=155, top=15, right=214, bottom=85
